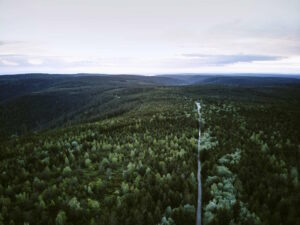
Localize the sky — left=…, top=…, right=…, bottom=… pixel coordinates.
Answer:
left=0, top=0, right=300, bottom=75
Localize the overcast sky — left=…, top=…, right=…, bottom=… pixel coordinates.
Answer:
left=0, top=0, right=299, bottom=75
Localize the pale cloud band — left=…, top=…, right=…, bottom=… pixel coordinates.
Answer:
left=1, top=53, right=299, bottom=75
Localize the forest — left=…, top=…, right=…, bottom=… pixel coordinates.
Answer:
left=0, top=74, right=300, bottom=225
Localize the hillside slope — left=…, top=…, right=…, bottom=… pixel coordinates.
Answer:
left=0, top=83, right=300, bottom=225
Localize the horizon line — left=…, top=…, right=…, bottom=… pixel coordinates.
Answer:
left=1, top=72, right=300, bottom=77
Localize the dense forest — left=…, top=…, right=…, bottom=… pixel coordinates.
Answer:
left=0, top=74, right=299, bottom=225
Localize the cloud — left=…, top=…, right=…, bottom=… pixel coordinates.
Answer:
left=0, top=59, right=19, bottom=66
left=0, top=40, right=24, bottom=46
left=0, top=54, right=106, bottom=71
left=182, top=54, right=283, bottom=66
left=0, top=41, right=13, bottom=46
left=27, top=58, right=44, bottom=65
left=0, top=53, right=299, bottom=75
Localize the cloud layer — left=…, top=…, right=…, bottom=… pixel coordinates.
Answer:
left=0, top=0, right=299, bottom=74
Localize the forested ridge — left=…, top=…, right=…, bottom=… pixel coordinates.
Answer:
left=0, top=76, right=300, bottom=225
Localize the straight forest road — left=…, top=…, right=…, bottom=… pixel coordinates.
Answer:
left=195, top=102, right=202, bottom=225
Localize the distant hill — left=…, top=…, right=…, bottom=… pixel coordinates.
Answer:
left=158, top=74, right=300, bottom=86
left=1, top=73, right=300, bottom=139
left=0, top=74, right=176, bottom=138
left=0, top=73, right=182, bottom=103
